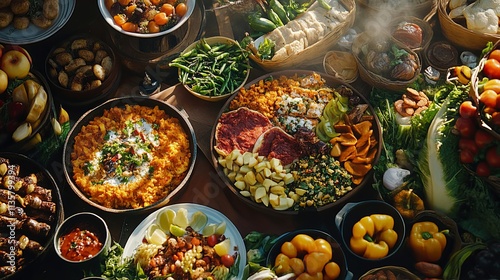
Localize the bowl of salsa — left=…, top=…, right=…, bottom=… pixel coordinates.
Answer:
left=53, top=212, right=111, bottom=266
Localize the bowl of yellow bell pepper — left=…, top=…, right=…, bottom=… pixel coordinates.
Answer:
left=265, top=229, right=351, bottom=280
left=335, top=200, right=406, bottom=263
left=407, top=210, right=462, bottom=278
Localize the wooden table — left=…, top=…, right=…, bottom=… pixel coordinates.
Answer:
left=18, top=0, right=384, bottom=279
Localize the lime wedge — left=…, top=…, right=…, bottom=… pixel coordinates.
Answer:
left=155, top=208, right=176, bottom=233
left=202, top=223, right=217, bottom=236
left=214, top=238, right=232, bottom=256
left=145, top=224, right=167, bottom=245
left=169, top=224, right=187, bottom=237
left=189, top=211, right=208, bottom=232
left=215, top=221, right=226, bottom=235
left=173, top=208, right=189, bottom=228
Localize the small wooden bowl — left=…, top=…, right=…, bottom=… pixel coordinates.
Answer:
left=323, top=50, right=358, bottom=83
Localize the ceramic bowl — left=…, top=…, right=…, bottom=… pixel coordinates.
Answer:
left=44, top=35, right=121, bottom=108
left=53, top=212, right=111, bottom=266
left=62, top=97, right=197, bottom=214
left=177, top=36, right=250, bottom=102
left=335, top=200, right=406, bottom=263
left=98, top=0, right=195, bottom=38
left=0, top=71, right=56, bottom=154
left=266, top=229, right=352, bottom=279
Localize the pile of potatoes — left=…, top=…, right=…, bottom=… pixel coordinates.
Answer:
left=0, top=0, right=59, bottom=30
left=46, top=37, right=113, bottom=92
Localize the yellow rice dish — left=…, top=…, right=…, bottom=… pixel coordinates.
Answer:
left=70, top=104, right=191, bottom=209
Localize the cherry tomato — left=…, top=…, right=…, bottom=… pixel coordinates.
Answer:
left=455, top=116, right=477, bottom=138
left=474, top=129, right=494, bottom=149
left=492, top=112, right=500, bottom=126
left=221, top=254, right=235, bottom=267
left=476, top=161, right=491, bottom=177
left=483, top=58, right=500, bottom=79
left=479, top=89, right=498, bottom=108
left=460, top=149, right=476, bottom=164
left=459, top=100, right=478, bottom=118
left=459, top=138, right=479, bottom=155
left=207, top=234, right=219, bottom=247
left=175, top=3, right=188, bottom=17
left=486, top=146, right=500, bottom=168
left=489, top=50, right=500, bottom=62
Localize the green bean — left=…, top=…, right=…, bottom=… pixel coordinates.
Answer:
left=169, top=38, right=251, bottom=97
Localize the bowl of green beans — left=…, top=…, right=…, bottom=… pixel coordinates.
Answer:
left=170, top=36, right=251, bottom=101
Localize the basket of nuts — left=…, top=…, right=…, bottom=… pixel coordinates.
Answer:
left=45, top=35, right=121, bottom=107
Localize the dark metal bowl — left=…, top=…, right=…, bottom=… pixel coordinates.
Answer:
left=210, top=70, right=383, bottom=215
left=266, top=229, right=352, bottom=279
left=62, top=96, right=197, bottom=214
left=0, top=152, right=64, bottom=279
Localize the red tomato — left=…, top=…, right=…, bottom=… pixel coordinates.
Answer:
left=459, top=138, right=479, bottom=155
left=476, top=161, right=491, bottom=177
left=479, top=90, right=498, bottom=108
left=207, top=234, right=219, bottom=247
left=483, top=58, right=500, bottom=79
left=492, top=112, right=500, bottom=126
left=455, top=117, right=477, bottom=138
left=489, top=50, right=500, bottom=62
left=486, top=146, right=500, bottom=168
left=459, top=101, right=478, bottom=118
left=460, top=149, right=476, bottom=164
left=474, top=129, right=494, bottom=149
left=221, top=254, right=235, bottom=267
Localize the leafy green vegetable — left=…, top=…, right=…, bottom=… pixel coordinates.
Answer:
left=416, top=85, right=468, bottom=214
left=257, top=38, right=276, bottom=60
left=243, top=231, right=278, bottom=265
left=370, top=82, right=500, bottom=240
left=84, top=242, right=147, bottom=280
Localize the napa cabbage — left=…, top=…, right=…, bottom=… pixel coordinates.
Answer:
left=371, top=82, right=500, bottom=240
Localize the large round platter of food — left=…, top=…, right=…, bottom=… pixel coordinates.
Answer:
left=0, top=0, right=75, bottom=44
left=122, top=203, right=246, bottom=279
left=62, top=96, right=197, bottom=213
left=0, top=152, right=64, bottom=279
left=210, top=70, right=382, bottom=214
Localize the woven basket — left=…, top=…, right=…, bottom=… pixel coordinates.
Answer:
left=249, top=0, right=355, bottom=72
left=323, top=50, right=358, bottom=83
left=352, top=32, right=422, bottom=92
left=356, top=0, right=435, bottom=20
left=359, top=266, right=420, bottom=280
left=389, top=16, right=434, bottom=53
left=438, top=0, right=500, bottom=51
left=468, top=41, right=500, bottom=196
left=469, top=41, right=500, bottom=140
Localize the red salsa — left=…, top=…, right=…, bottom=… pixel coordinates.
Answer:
left=59, top=228, right=103, bottom=261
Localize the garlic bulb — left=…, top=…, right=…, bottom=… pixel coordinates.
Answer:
left=383, top=167, right=411, bottom=190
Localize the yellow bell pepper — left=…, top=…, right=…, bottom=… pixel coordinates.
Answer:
left=409, top=221, right=447, bottom=262
left=349, top=214, right=399, bottom=259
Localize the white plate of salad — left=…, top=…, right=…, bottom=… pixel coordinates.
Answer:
left=122, top=203, right=246, bottom=279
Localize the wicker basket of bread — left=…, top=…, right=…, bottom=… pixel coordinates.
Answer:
left=352, top=31, right=422, bottom=92
left=248, top=0, right=355, bottom=72
left=356, top=0, right=436, bottom=20
left=438, top=0, right=500, bottom=51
